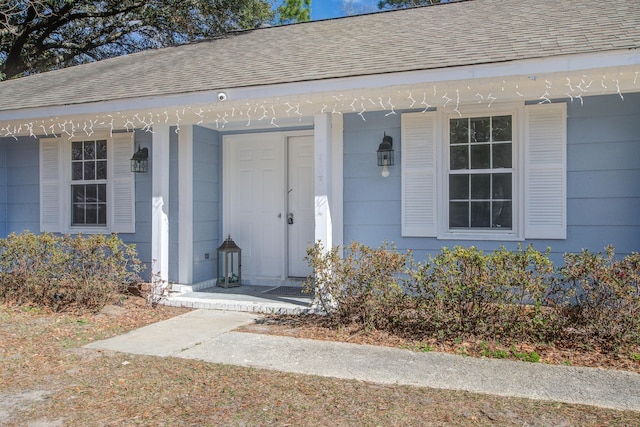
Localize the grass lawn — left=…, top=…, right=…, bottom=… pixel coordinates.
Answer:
left=1, top=297, right=639, bottom=426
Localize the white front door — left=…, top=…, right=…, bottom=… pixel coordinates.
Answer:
left=287, top=135, right=314, bottom=278
left=223, top=132, right=313, bottom=282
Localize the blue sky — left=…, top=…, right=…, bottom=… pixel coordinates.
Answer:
left=310, top=0, right=380, bottom=20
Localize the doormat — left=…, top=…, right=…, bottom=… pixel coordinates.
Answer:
left=262, top=286, right=313, bottom=297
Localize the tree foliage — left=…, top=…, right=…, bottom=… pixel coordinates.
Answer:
left=0, top=0, right=285, bottom=80
left=277, top=0, right=310, bottom=24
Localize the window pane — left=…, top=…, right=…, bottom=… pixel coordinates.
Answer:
left=98, top=184, right=107, bottom=203
left=86, top=184, right=97, bottom=201
left=84, top=161, right=95, bottom=180
left=492, top=116, right=512, bottom=141
left=72, top=142, right=83, bottom=161
left=449, top=175, right=469, bottom=200
left=450, top=146, right=469, bottom=170
left=450, top=118, right=468, bottom=144
left=492, top=201, right=512, bottom=229
left=72, top=185, right=85, bottom=203
left=492, top=173, right=512, bottom=199
left=96, top=140, right=107, bottom=159
left=72, top=204, right=85, bottom=225
left=471, top=174, right=490, bottom=199
left=84, top=141, right=95, bottom=160
left=72, top=162, right=83, bottom=180
left=470, top=144, right=490, bottom=169
left=86, top=204, right=97, bottom=224
left=471, top=201, right=490, bottom=227
left=471, top=117, right=490, bottom=142
left=449, top=202, right=469, bottom=228
left=96, top=161, right=107, bottom=180
left=492, top=143, right=512, bottom=168
left=97, top=204, right=107, bottom=225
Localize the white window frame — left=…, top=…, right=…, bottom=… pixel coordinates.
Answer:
left=438, top=104, right=524, bottom=241
left=40, top=131, right=135, bottom=234
left=70, top=139, right=108, bottom=227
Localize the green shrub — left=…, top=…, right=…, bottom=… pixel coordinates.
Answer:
left=0, top=232, right=142, bottom=312
left=304, top=241, right=407, bottom=331
left=304, top=241, right=640, bottom=354
left=405, top=245, right=559, bottom=340
left=407, top=246, right=498, bottom=338
left=488, top=245, right=563, bottom=341
left=559, top=246, right=640, bottom=350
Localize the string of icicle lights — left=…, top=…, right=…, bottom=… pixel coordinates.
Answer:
left=1, top=70, right=638, bottom=140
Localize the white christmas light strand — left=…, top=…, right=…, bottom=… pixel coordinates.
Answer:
left=1, top=70, right=639, bottom=140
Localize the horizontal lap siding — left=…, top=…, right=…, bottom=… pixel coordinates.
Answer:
left=4, top=137, right=39, bottom=234
left=342, top=93, right=640, bottom=263
left=343, top=111, right=401, bottom=248
left=564, top=92, right=640, bottom=255
left=111, top=130, right=153, bottom=279
left=0, top=140, right=6, bottom=237
left=192, top=125, right=220, bottom=283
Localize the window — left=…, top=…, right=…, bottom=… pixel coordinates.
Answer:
left=71, top=140, right=108, bottom=226
left=401, top=103, right=566, bottom=240
left=39, top=131, right=135, bottom=234
left=448, top=115, right=512, bottom=230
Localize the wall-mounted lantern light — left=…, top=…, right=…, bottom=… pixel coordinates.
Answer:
left=130, top=145, right=149, bottom=173
left=377, top=132, right=394, bottom=178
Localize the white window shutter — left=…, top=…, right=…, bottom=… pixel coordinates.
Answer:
left=110, top=132, right=136, bottom=233
left=401, top=112, right=437, bottom=237
left=524, top=103, right=567, bottom=239
left=39, top=138, right=62, bottom=232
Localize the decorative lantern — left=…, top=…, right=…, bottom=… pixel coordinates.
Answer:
left=130, top=145, right=149, bottom=173
left=376, top=132, right=394, bottom=177
left=217, top=235, right=241, bottom=288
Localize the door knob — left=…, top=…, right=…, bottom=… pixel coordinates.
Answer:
left=288, top=213, right=294, bottom=224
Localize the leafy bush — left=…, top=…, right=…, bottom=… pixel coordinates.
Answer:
left=0, top=232, right=143, bottom=312
left=559, top=246, right=640, bottom=350
left=407, top=245, right=560, bottom=341
left=305, top=241, right=639, bottom=354
left=304, top=241, right=407, bottom=331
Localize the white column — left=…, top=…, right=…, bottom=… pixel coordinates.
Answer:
left=178, top=125, right=194, bottom=284
left=152, top=125, right=170, bottom=283
left=314, top=114, right=332, bottom=250
left=330, top=114, right=344, bottom=250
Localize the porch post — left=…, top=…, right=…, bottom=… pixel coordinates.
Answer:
left=152, top=125, right=170, bottom=283
left=330, top=114, right=344, bottom=251
left=178, top=125, right=194, bottom=285
left=314, top=113, right=332, bottom=250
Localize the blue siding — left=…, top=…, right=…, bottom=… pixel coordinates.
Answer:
left=192, top=125, right=220, bottom=283
left=0, top=138, right=6, bottom=237
left=3, top=137, right=39, bottom=234
left=119, top=130, right=153, bottom=279
left=342, top=93, right=640, bottom=261
left=167, top=129, right=179, bottom=282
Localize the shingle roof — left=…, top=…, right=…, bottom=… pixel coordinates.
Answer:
left=1, top=0, right=638, bottom=112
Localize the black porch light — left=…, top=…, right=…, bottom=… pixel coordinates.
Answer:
left=376, top=132, right=394, bottom=177
left=130, top=145, right=149, bottom=173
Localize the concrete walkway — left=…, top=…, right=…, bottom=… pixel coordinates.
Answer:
left=85, top=309, right=640, bottom=412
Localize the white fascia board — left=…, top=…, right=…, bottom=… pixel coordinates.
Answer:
left=1, top=49, right=638, bottom=123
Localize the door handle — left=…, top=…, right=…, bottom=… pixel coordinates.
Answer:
left=288, top=213, right=294, bottom=224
